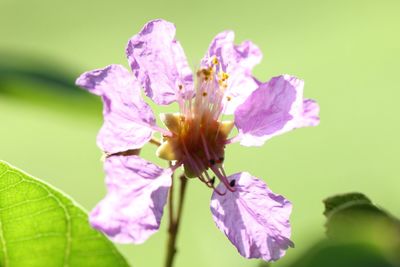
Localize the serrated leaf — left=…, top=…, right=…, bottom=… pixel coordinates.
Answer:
left=0, top=161, right=130, bottom=267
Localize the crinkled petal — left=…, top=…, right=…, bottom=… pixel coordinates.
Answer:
left=89, top=155, right=172, bottom=244
left=234, top=75, right=320, bottom=146
left=210, top=172, right=293, bottom=261
left=299, top=99, right=320, bottom=127
left=202, top=31, right=262, bottom=114
left=76, top=64, right=156, bottom=153
left=126, top=19, right=193, bottom=105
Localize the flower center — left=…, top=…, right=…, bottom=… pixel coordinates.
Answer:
left=157, top=112, right=233, bottom=178
left=156, top=58, right=235, bottom=192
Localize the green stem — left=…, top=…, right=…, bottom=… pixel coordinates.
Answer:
left=165, top=174, right=188, bottom=267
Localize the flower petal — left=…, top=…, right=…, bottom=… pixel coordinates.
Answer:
left=126, top=19, right=193, bottom=105
left=76, top=64, right=156, bottom=153
left=202, top=31, right=262, bottom=114
left=299, top=99, right=320, bottom=127
left=234, top=75, right=320, bottom=146
left=89, top=155, right=172, bottom=244
left=210, top=172, right=293, bottom=261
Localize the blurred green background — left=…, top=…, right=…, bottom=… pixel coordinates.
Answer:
left=1, top=0, right=400, bottom=266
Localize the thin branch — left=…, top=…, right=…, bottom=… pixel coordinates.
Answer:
left=168, top=162, right=174, bottom=234
left=165, top=174, right=188, bottom=267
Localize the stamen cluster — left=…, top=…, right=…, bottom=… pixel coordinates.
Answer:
left=157, top=58, right=235, bottom=194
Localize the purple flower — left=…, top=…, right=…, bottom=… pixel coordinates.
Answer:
left=76, top=19, right=319, bottom=261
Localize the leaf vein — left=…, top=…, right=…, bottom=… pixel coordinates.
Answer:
left=21, top=180, right=73, bottom=267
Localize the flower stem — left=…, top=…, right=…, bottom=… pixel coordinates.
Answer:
left=165, top=174, right=188, bottom=267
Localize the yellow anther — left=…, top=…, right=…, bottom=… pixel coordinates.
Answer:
left=226, top=96, right=232, bottom=101
left=202, top=68, right=211, bottom=76
left=202, top=92, right=208, bottom=96
left=212, top=57, right=219, bottom=65
left=218, top=72, right=229, bottom=84
left=222, top=72, right=229, bottom=81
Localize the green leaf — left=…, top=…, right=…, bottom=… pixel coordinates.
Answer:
left=323, top=192, right=400, bottom=264
left=0, top=161, right=129, bottom=267
left=323, top=192, right=399, bottom=234
left=286, top=193, right=400, bottom=267
left=285, top=239, right=396, bottom=267
left=323, top=192, right=373, bottom=218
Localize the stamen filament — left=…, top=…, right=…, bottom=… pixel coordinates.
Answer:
left=200, top=133, right=211, bottom=161
left=210, top=165, right=235, bottom=192
left=152, top=125, right=173, bottom=137
left=225, top=135, right=240, bottom=144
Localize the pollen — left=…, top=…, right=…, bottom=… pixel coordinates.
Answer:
left=200, top=68, right=211, bottom=77
left=212, top=57, right=219, bottom=65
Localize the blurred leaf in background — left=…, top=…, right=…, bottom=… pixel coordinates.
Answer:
left=283, top=193, right=400, bottom=267
left=324, top=193, right=400, bottom=264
